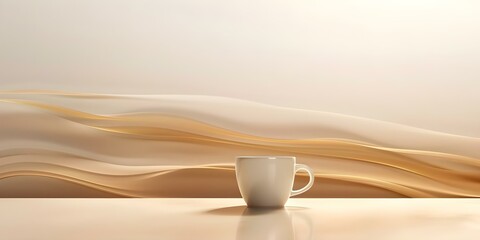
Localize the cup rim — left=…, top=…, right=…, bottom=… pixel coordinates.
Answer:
left=236, top=156, right=295, bottom=160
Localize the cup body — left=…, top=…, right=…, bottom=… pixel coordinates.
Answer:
left=235, top=156, right=296, bottom=207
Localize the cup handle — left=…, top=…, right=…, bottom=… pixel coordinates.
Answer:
left=291, top=164, right=314, bottom=197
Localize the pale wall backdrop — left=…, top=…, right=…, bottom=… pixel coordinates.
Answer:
left=1, top=0, right=479, bottom=136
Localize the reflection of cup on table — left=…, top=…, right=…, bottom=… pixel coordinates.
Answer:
left=237, top=208, right=293, bottom=240
left=236, top=208, right=313, bottom=240
left=235, top=156, right=314, bottom=208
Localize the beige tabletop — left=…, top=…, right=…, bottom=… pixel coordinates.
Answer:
left=0, top=198, right=479, bottom=240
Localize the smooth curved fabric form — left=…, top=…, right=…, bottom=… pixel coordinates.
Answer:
left=0, top=91, right=479, bottom=197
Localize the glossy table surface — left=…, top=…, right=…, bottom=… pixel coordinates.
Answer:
left=1, top=198, right=479, bottom=240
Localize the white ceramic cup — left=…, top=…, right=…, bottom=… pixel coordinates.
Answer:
left=235, top=156, right=314, bottom=207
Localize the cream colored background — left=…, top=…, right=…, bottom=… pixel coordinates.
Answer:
left=1, top=0, right=479, bottom=136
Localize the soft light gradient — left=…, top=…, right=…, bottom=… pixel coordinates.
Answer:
left=1, top=0, right=480, bottom=136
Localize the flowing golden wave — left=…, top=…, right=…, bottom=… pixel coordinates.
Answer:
left=0, top=91, right=479, bottom=197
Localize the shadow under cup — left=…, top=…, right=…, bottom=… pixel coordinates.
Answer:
left=235, top=156, right=314, bottom=208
